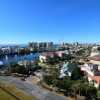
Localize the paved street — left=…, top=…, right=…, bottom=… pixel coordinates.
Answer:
left=0, top=76, right=67, bottom=100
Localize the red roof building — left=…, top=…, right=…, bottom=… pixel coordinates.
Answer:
left=89, top=55, right=100, bottom=61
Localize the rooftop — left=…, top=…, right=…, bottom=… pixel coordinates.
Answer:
left=89, top=55, right=100, bottom=61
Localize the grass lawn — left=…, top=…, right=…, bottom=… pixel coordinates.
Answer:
left=97, top=91, right=100, bottom=98
left=0, top=88, right=16, bottom=100
left=0, top=81, right=37, bottom=100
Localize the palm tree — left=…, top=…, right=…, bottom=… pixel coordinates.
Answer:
left=70, top=81, right=80, bottom=96
left=71, top=81, right=97, bottom=99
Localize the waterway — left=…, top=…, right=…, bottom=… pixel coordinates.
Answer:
left=0, top=53, right=40, bottom=65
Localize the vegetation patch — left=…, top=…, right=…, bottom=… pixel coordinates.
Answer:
left=0, top=88, right=16, bottom=100
left=0, top=81, right=37, bottom=100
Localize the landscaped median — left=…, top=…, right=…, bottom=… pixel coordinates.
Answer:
left=0, top=81, right=37, bottom=100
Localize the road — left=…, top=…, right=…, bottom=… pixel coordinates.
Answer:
left=0, top=76, right=68, bottom=100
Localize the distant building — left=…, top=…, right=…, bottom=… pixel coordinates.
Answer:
left=29, top=42, right=54, bottom=51
left=29, top=42, right=39, bottom=51
left=46, top=42, right=53, bottom=49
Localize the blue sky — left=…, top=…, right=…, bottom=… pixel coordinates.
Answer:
left=0, top=0, right=99, bottom=44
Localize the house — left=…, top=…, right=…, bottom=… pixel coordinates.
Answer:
left=39, top=52, right=55, bottom=63
left=59, top=62, right=77, bottom=78
left=39, top=51, right=66, bottom=63
left=81, top=53, right=100, bottom=88
left=55, top=51, right=65, bottom=57
left=59, top=62, right=69, bottom=78
left=81, top=63, right=100, bottom=88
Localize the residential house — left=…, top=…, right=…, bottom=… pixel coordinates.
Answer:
left=81, top=46, right=100, bottom=88
left=59, top=62, right=77, bottom=78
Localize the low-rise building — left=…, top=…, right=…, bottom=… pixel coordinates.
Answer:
left=39, top=51, right=66, bottom=63
left=81, top=46, right=100, bottom=88
left=39, top=52, right=55, bottom=63
left=59, top=62, right=77, bottom=78
left=81, top=63, right=100, bottom=88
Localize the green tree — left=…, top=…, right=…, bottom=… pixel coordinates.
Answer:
left=47, top=55, right=60, bottom=65
left=71, top=81, right=97, bottom=99
left=56, top=77, right=73, bottom=95
left=10, top=64, right=28, bottom=74
left=43, top=75, right=54, bottom=85
left=97, top=47, right=100, bottom=51
left=43, top=65, right=60, bottom=86
left=71, top=66, right=84, bottom=80
left=76, top=49, right=85, bottom=56
left=61, top=54, right=74, bottom=61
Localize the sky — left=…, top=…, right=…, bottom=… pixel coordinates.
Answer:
left=0, top=0, right=99, bottom=44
